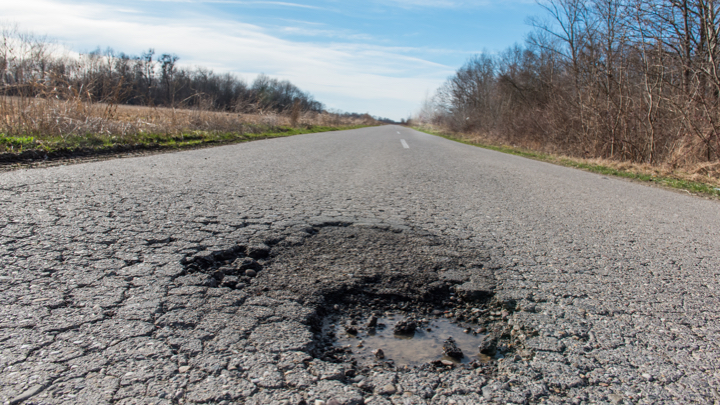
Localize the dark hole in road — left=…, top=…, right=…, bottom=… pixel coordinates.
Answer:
left=324, top=313, right=496, bottom=367
left=182, top=224, right=518, bottom=372
left=181, top=240, right=271, bottom=289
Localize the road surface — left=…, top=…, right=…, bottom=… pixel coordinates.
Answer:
left=1, top=125, right=719, bottom=404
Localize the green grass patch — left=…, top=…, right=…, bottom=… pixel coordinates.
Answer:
left=415, top=126, right=720, bottom=198
left=0, top=135, right=37, bottom=151
left=0, top=125, right=368, bottom=158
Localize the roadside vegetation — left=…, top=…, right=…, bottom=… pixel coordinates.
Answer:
left=413, top=0, right=720, bottom=197
left=417, top=126, right=720, bottom=197
left=0, top=25, right=377, bottom=162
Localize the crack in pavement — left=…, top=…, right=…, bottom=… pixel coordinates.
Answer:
left=1, top=127, right=720, bottom=404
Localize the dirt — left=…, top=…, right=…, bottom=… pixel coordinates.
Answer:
left=183, top=224, right=518, bottom=377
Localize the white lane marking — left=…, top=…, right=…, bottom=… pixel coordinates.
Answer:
left=401, top=139, right=409, bottom=149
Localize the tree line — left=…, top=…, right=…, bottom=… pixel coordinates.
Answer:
left=421, top=0, right=720, bottom=166
left=0, top=26, right=324, bottom=114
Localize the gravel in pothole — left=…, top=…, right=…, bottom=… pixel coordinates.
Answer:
left=182, top=223, right=519, bottom=381
left=325, top=312, right=495, bottom=367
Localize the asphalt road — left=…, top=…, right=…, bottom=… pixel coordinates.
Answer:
left=1, top=125, right=719, bottom=404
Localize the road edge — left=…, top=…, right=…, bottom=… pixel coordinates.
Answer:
left=0, top=125, right=371, bottom=173
left=414, top=126, right=720, bottom=200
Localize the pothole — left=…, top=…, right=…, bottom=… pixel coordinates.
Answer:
left=181, top=223, right=521, bottom=375
left=181, top=241, right=271, bottom=290
left=324, top=312, right=496, bottom=367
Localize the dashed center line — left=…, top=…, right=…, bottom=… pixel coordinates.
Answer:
left=401, top=139, right=409, bottom=149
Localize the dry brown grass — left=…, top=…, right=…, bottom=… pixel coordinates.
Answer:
left=0, top=96, right=374, bottom=140
left=579, top=158, right=720, bottom=187
left=417, top=124, right=720, bottom=190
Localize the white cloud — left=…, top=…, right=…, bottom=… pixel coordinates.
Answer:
left=382, top=0, right=534, bottom=8
left=139, top=0, right=328, bottom=9
left=0, top=0, right=453, bottom=120
left=279, top=26, right=375, bottom=41
left=384, top=0, right=465, bottom=7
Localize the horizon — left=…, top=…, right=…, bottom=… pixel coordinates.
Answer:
left=1, top=0, right=544, bottom=121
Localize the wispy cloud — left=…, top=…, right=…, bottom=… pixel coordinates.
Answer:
left=384, top=0, right=464, bottom=7
left=139, top=0, right=327, bottom=10
left=279, top=26, right=374, bottom=41
left=382, top=0, right=534, bottom=9
left=0, top=0, right=454, bottom=119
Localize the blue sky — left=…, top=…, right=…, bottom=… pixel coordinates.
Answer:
left=2, top=0, right=543, bottom=120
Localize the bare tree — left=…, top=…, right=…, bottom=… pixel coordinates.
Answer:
left=425, top=0, right=720, bottom=167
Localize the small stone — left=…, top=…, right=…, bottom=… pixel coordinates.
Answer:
left=379, top=384, right=397, bottom=395
left=393, top=319, right=417, bottom=335
left=344, top=325, right=358, bottom=335
left=245, top=269, right=257, bottom=277
left=476, top=327, right=487, bottom=333
left=441, top=360, right=454, bottom=367
left=314, top=401, right=325, bottom=405
left=366, top=314, right=378, bottom=328
left=173, top=388, right=185, bottom=400
left=374, top=349, right=385, bottom=359
left=478, top=334, right=495, bottom=354
left=443, top=337, right=464, bottom=360
left=178, top=366, right=191, bottom=373
left=608, top=394, right=623, bottom=404
left=327, top=400, right=340, bottom=405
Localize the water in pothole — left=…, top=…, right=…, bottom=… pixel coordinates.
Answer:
left=327, top=314, right=493, bottom=367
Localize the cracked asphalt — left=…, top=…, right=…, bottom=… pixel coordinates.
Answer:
left=1, top=125, right=719, bottom=404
